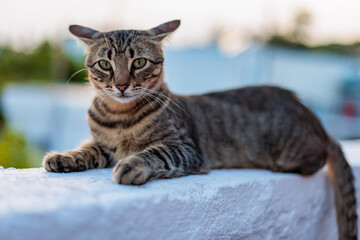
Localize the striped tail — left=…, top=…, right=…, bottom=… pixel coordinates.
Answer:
left=327, top=139, right=357, bottom=240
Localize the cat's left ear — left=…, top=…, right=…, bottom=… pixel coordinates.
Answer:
left=148, top=20, right=181, bottom=42
left=69, top=25, right=102, bottom=45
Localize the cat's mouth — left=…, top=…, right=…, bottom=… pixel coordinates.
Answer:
left=99, top=89, right=139, bottom=103
left=113, top=93, right=136, bottom=103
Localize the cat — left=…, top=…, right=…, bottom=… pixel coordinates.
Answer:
left=43, top=20, right=357, bottom=239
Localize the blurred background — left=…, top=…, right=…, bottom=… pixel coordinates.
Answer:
left=1, top=0, right=360, bottom=168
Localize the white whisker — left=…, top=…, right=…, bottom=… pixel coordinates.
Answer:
left=143, top=88, right=190, bottom=117
left=66, top=68, right=87, bottom=84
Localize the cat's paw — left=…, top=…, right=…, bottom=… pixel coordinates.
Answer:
left=112, top=156, right=154, bottom=185
left=43, top=152, right=86, bottom=173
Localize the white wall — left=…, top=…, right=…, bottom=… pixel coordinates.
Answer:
left=1, top=165, right=359, bottom=240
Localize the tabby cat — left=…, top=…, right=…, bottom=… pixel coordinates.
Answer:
left=43, top=20, right=357, bottom=239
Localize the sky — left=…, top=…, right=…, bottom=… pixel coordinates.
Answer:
left=2, top=0, right=360, bottom=50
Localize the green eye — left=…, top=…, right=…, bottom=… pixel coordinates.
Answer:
left=99, top=60, right=112, bottom=70
left=132, top=58, right=147, bottom=69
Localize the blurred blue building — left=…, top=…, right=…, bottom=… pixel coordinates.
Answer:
left=2, top=42, right=360, bottom=153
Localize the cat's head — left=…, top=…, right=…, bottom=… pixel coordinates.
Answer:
left=69, top=20, right=180, bottom=103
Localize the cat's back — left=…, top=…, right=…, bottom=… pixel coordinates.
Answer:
left=186, top=85, right=297, bottom=109
left=183, top=86, right=302, bottom=122
left=181, top=85, right=329, bottom=172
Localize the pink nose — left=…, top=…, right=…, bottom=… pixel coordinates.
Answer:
left=117, top=85, right=128, bottom=93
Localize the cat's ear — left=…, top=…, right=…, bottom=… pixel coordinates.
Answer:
left=69, top=25, right=102, bottom=45
left=148, top=20, right=181, bottom=42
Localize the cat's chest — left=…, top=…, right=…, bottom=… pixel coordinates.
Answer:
left=90, top=124, right=147, bottom=158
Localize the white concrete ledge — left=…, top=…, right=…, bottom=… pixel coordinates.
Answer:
left=1, top=166, right=360, bottom=240
left=1, top=141, right=360, bottom=240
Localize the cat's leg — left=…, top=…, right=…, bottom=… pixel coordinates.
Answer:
left=43, top=141, right=111, bottom=173
left=113, top=143, right=204, bottom=185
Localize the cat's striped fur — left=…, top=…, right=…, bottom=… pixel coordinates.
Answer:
left=43, top=20, right=357, bottom=239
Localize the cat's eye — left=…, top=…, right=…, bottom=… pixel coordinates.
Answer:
left=132, top=58, right=147, bottom=69
left=98, top=60, right=112, bottom=70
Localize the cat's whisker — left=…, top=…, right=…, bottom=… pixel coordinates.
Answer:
left=142, top=93, right=158, bottom=113
left=66, top=68, right=87, bottom=84
left=141, top=91, right=181, bottom=116
left=151, top=94, right=182, bottom=116
left=146, top=88, right=184, bottom=110
left=143, top=88, right=189, bottom=117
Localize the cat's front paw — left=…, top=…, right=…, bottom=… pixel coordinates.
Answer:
left=113, top=156, right=154, bottom=185
left=43, top=152, right=86, bottom=173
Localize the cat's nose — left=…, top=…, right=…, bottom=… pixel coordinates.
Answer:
left=116, top=84, right=129, bottom=93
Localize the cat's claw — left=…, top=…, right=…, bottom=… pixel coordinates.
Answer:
left=43, top=152, right=86, bottom=173
left=112, top=157, right=154, bottom=185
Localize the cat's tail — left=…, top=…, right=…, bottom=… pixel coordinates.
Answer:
left=327, top=138, right=357, bottom=240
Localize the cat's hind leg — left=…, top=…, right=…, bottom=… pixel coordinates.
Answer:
left=270, top=143, right=328, bottom=176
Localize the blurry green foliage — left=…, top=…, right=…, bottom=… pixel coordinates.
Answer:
left=0, top=41, right=87, bottom=90
left=0, top=125, right=42, bottom=168
left=268, top=34, right=360, bottom=56
left=266, top=9, right=360, bottom=56
left=0, top=40, right=87, bottom=168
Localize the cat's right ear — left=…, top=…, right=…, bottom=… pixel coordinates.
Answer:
left=69, top=25, right=101, bottom=45
left=148, top=20, right=181, bottom=42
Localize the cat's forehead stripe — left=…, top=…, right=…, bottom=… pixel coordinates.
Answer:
left=129, top=48, right=134, bottom=58
left=107, top=50, right=112, bottom=60
left=106, top=30, right=138, bottom=54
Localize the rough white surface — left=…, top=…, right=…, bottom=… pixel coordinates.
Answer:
left=1, top=141, right=360, bottom=240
